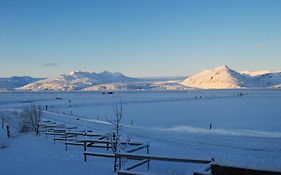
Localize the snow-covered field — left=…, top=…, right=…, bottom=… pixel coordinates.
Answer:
left=0, top=90, right=281, bottom=174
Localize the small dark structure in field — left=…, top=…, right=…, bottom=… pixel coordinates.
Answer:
left=194, top=164, right=281, bottom=175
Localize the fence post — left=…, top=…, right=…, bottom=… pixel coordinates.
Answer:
left=1, top=117, right=4, bottom=129
left=65, top=132, right=68, bottom=151
left=65, top=132, right=68, bottom=141
left=36, top=124, right=39, bottom=135
left=119, top=157, right=122, bottom=170
left=114, top=154, right=117, bottom=172
left=6, top=125, right=10, bottom=137
left=54, top=130, right=56, bottom=144
left=84, top=153, right=87, bottom=162
left=84, top=140, right=87, bottom=151
left=45, top=128, right=48, bottom=139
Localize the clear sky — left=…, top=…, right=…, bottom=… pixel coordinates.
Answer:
left=0, top=0, right=280, bottom=78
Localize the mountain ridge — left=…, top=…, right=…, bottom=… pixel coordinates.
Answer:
left=1, top=66, right=281, bottom=91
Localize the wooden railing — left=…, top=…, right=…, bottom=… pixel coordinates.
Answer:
left=39, top=120, right=213, bottom=175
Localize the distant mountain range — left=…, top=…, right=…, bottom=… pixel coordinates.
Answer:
left=18, top=71, right=188, bottom=91
left=0, top=66, right=281, bottom=91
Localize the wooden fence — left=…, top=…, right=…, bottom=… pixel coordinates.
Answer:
left=38, top=120, right=281, bottom=175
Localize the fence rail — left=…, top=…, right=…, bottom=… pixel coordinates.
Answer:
left=83, top=151, right=212, bottom=165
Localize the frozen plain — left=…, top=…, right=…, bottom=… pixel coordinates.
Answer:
left=0, top=89, right=281, bottom=174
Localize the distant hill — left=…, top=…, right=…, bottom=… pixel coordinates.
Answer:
left=181, top=65, right=281, bottom=89
left=0, top=76, right=43, bottom=91
left=19, top=71, right=137, bottom=91
left=181, top=65, right=249, bottom=89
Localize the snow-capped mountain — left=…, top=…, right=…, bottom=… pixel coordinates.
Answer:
left=19, top=71, right=137, bottom=91
left=181, top=65, right=281, bottom=89
left=181, top=65, right=250, bottom=89
left=0, top=76, right=42, bottom=91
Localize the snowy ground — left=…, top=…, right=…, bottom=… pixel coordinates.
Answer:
left=0, top=89, right=281, bottom=174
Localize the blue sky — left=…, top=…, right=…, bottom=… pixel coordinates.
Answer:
left=0, top=0, right=280, bottom=78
